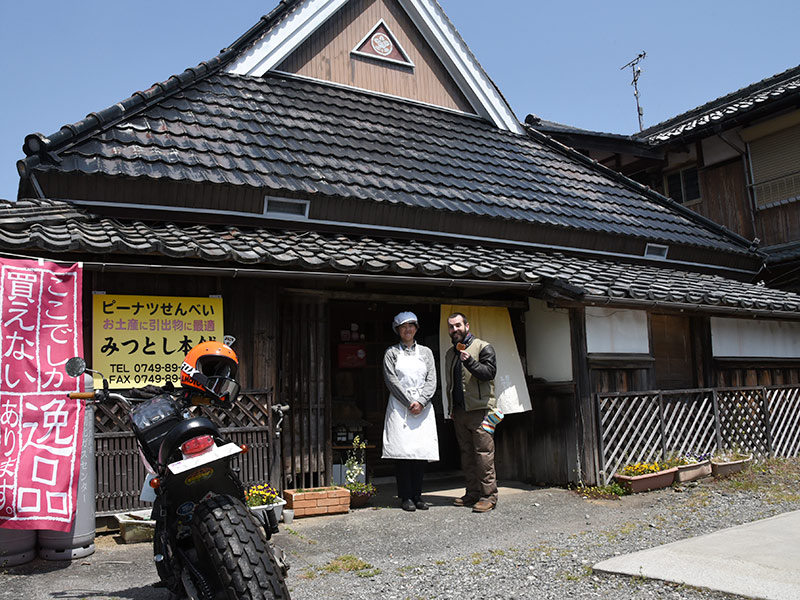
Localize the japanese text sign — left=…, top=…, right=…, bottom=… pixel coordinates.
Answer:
left=0, top=258, right=83, bottom=530
left=92, top=294, right=223, bottom=388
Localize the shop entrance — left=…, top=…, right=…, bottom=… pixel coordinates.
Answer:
left=329, top=300, right=460, bottom=481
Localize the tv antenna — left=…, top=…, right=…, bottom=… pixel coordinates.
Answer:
left=621, top=51, right=646, bottom=131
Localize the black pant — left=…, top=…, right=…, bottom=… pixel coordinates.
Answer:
left=394, top=459, right=426, bottom=501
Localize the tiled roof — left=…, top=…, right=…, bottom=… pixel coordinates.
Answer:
left=525, top=116, right=637, bottom=142
left=640, top=65, right=800, bottom=144
left=28, top=71, right=752, bottom=257
left=763, top=240, right=800, bottom=265
left=3, top=199, right=798, bottom=315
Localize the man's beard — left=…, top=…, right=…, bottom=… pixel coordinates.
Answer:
left=450, top=331, right=465, bottom=343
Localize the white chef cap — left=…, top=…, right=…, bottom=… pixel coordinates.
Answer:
left=392, top=311, right=418, bottom=332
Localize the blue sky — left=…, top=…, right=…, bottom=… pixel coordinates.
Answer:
left=1, top=1, right=798, bottom=201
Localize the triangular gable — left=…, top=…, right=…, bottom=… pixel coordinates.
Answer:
left=226, top=0, right=522, bottom=133
left=351, top=19, right=414, bottom=68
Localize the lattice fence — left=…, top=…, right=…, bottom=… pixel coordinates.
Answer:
left=94, top=391, right=275, bottom=515
left=596, top=385, right=800, bottom=484
left=767, top=386, right=800, bottom=457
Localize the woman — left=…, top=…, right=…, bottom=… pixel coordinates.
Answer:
left=382, top=311, right=439, bottom=512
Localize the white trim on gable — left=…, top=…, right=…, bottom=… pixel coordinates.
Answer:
left=225, top=0, right=523, bottom=134
left=227, top=0, right=349, bottom=78
left=396, top=0, right=522, bottom=134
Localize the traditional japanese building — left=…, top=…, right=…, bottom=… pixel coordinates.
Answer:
left=5, top=1, right=800, bottom=509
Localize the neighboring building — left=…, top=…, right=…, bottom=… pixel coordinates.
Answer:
left=530, top=65, right=800, bottom=290
left=6, top=1, right=800, bottom=503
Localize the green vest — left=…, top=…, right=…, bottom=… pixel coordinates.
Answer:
left=445, top=337, right=496, bottom=412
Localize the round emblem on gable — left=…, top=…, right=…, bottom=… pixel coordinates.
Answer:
left=371, top=32, right=393, bottom=56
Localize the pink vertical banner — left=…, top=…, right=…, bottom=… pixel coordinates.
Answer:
left=0, top=259, right=83, bottom=531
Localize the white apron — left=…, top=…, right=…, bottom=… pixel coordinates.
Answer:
left=382, top=345, right=439, bottom=461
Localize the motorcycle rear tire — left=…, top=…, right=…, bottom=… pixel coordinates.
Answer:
left=192, top=494, right=290, bottom=600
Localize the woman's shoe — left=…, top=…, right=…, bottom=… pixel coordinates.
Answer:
left=401, top=499, right=416, bottom=512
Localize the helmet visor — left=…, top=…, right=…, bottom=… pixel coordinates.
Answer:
left=206, top=376, right=240, bottom=402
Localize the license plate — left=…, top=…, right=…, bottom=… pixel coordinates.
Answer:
left=168, top=442, right=242, bottom=474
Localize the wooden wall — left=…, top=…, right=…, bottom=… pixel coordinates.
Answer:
left=276, top=0, right=474, bottom=113
left=278, top=295, right=330, bottom=490
left=755, top=202, right=800, bottom=247
left=590, top=365, right=650, bottom=394
left=696, top=158, right=754, bottom=240
left=713, top=361, right=800, bottom=388
left=696, top=155, right=800, bottom=247
left=495, top=383, right=579, bottom=485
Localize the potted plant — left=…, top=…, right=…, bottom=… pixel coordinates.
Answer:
left=673, top=452, right=712, bottom=483
left=343, top=436, right=377, bottom=508
left=346, top=481, right=378, bottom=508
left=245, top=482, right=286, bottom=521
left=613, top=460, right=677, bottom=493
left=711, top=450, right=753, bottom=478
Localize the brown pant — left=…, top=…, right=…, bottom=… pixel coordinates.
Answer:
left=452, top=407, right=497, bottom=503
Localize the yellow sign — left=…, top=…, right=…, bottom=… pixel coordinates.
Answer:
left=92, top=294, right=224, bottom=388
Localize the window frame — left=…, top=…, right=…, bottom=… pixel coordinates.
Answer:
left=263, top=196, right=311, bottom=220
left=664, top=165, right=702, bottom=206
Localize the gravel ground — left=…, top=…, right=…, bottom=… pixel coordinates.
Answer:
left=278, top=460, right=800, bottom=600
left=1, top=459, right=798, bottom=599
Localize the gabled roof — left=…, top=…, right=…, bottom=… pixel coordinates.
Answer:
left=3, top=199, right=798, bottom=316
left=15, top=0, right=766, bottom=275
left=639, top=64, right=800, bottom=145
left=21, top=70, right=755, bottom=259
left=225, top=0, right=522, bottom=132
left=524, top=116, right=662, bottom=159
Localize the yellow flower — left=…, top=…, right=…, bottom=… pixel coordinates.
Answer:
left=619, top=461, right=671, bottom=476
left=245, top=482, right=279, bottom=506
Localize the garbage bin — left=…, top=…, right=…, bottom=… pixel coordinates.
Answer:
left=0, top=528, right=37, bottom=567
left=38, top=373, right=96, bottom=560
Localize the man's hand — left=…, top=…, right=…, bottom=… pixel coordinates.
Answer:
left=459, top=350, right=470, bottom=361
left=409, top=401, right=423, bottom=415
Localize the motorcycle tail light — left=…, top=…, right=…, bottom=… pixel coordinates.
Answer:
left=150, top=477, right=161, bottom=489
left=239, top=443, right=250, bottom=454
left=181, top=435, right=215, bottom=457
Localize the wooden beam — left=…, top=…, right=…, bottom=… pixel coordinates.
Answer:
left=281, top=287, right=529, bottom=308
left=569, top=306, right=597, bottom=485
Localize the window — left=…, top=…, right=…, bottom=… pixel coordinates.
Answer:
left=665, top=166, right=701, bottom=205
left=644, top=243, right=669, bottom=260
left=263, top=196, right=309, bottom=219
left=748, top=123, right=800, bottom=209
left=711, top=317, right=800, bottom=358
left=585, top=307, right=649, bottom=354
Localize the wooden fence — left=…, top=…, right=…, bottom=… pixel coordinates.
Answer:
left=94, top=391, right=275, bottom=516
left=596, top=385, right=800, bottom=484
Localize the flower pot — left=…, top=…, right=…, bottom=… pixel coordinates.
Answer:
left=614, top=467, right=677, bottom=493
left=711, top=455, right=752, bottom=478
left=675, top=459, right=712, bottom=483
left=250, top=497, right=286, bottom=522
left=349, top=494, right=372, bottom=508
left=284, top=486, right=350, bottom=518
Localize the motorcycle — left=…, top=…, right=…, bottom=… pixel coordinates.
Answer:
left=66, top=341, right=290, bottom=600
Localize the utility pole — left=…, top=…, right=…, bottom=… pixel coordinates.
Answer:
left=621, top=51, right=646, bottom=132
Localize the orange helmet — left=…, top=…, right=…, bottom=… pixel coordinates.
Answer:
left=180, top=341, right=240, bottom=403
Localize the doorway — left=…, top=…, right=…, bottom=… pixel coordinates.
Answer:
left=328, top=300, right=459, bottom=480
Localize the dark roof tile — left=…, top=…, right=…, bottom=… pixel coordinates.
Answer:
left=29, top=72, right=754, bottom=257
left=640, top=65, right=800, bottom=144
